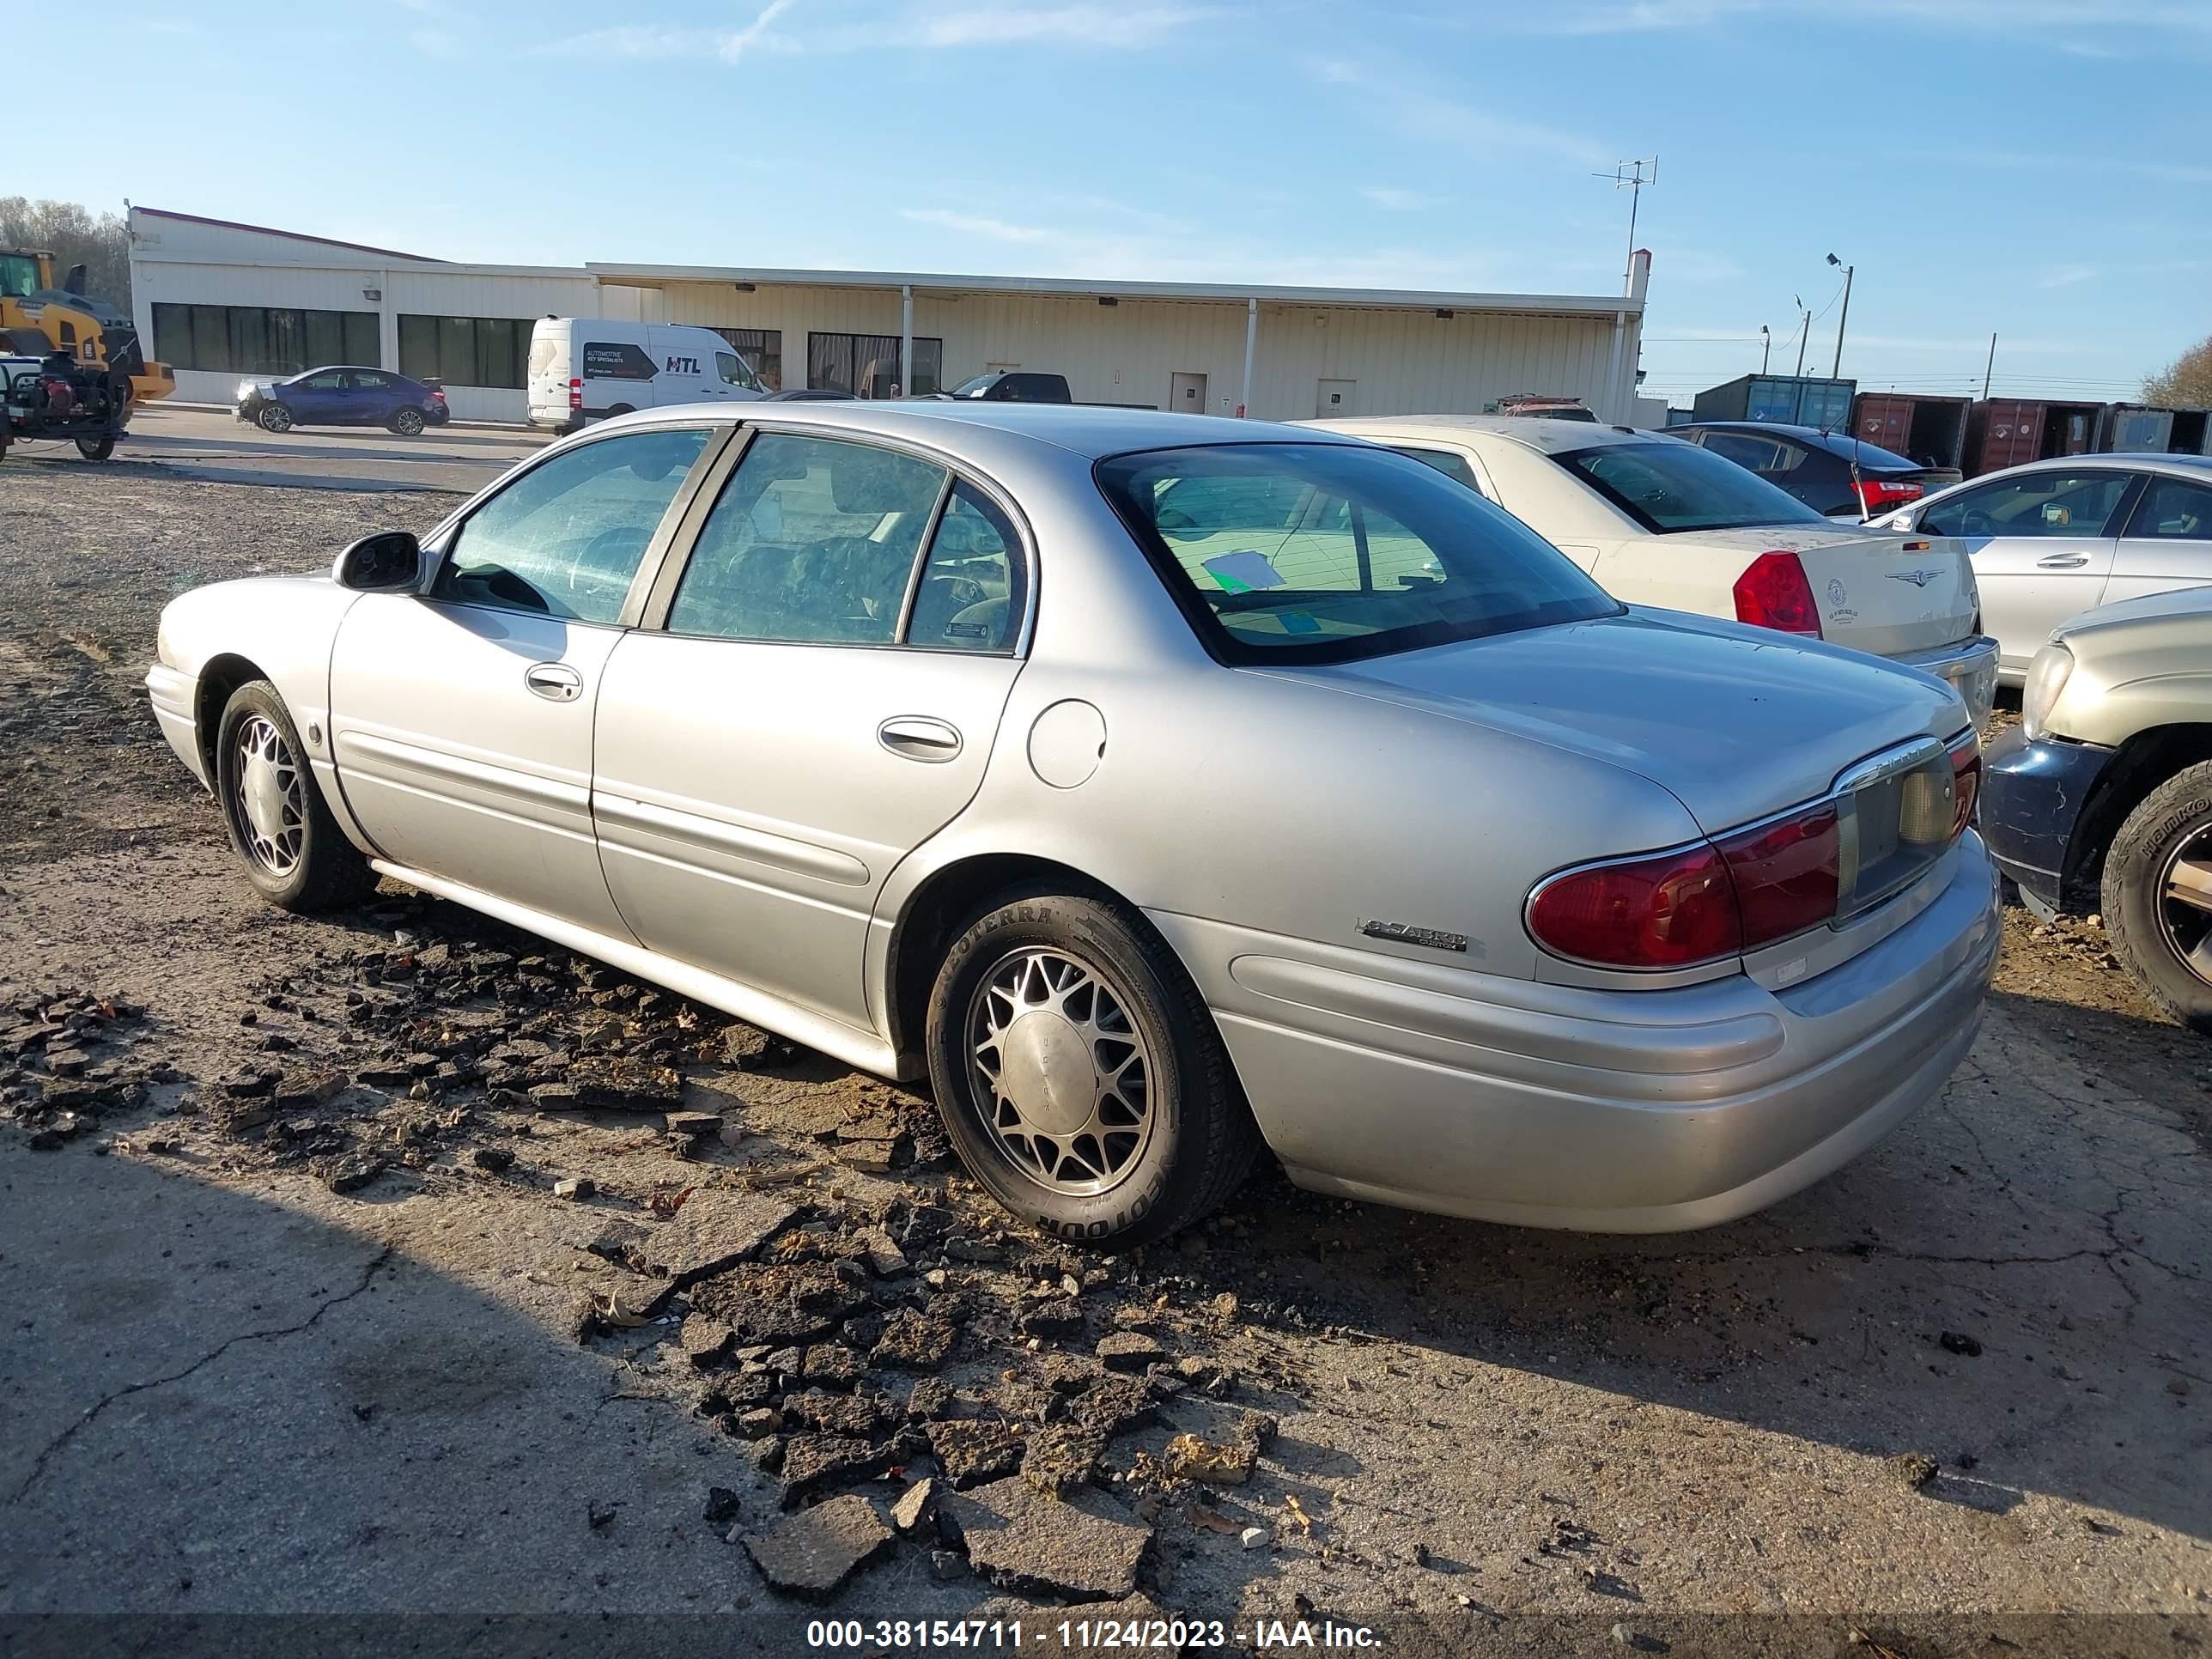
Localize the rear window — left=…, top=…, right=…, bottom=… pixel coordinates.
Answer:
left=1555, top=441, right=1827, bottom=534
left=1095, top=442, right=1620, bottom=665
left=1796, top=428, right=1917, bottom=469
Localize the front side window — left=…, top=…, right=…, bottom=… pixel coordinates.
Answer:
left=2124, top=475, right=2212, bottom=540
left=1388, top=445, right=1482, bottom=492
left=715, top=351, right=762, bottom=391
left=434, top=428, right=709, bottom=623
left=1922, top=471, right=2131, bottom=538
left=667, top=433, right=948, bottom=644
left=1555, top=441, right=1826, bottom=534
left=1097, top=442, right=1620, bottom=664
left=306, top=372, right=345, bottom=390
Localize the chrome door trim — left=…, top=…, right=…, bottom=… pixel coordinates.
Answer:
left=592, top=789, right=873, bottom=886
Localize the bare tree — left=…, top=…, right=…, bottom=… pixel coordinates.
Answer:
left=0, top=197, right=132, bottom=310
left=2144, top=335, right=2212, bottom=409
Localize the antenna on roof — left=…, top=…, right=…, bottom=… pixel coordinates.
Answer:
left=1594, top=157, right=1658, bottom=276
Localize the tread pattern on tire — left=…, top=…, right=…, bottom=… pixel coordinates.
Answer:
left=2100, top=758, right=2212, bottom=1034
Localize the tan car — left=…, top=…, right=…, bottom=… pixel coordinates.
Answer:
left=1980, top=584, right=2212, bottom=1030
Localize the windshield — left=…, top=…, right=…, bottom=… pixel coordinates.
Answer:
left=1096, top=442, right=1622, bottom=665
left=0, top=253, right=39, bottom=298
left=1555, top=440, right=1828, bottom=534
left=949, top=373, right=1000, bottom=398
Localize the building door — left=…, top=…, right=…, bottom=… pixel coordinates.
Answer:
left=1317, top=379, right=1356, bottom=419
left=1170, top=372, right=1207, bottom=414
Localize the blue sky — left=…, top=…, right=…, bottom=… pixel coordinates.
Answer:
left=58, top=0, right=2211, bottom=405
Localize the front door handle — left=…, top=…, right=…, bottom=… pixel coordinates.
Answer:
left=524, top=662, right=583, bottom=702
left=2035, top=553, right=2090, bottom=569
left=878, top=716, right=963, bottom=763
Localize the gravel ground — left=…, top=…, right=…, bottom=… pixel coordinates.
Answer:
left=2, top=463, right=2208, bottom=1656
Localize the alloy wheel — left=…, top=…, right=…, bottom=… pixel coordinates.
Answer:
left=2158, top=826, right=2212, bottom=988
left=967, top=947, right=1154, bottom=1195
left=230, top=714, right=306, bottom=878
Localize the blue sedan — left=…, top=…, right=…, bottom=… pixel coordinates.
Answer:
left=236, top=366, right=447, bottom=436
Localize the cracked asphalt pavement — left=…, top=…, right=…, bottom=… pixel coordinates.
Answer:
left=1, top=464, right=2207, bottom=1654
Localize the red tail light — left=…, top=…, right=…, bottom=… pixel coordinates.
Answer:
left=1527, top=843, right=1739, bottom=968
left=1732, top=551, right=1821, bottom=636
left=568, top=377, right=583, bottom=411
left=1528, top=802, right=1843, bottom=969
left=1853, top=478, right=1923, bottom=514
left=1951, top=744, right=1979, bottom=839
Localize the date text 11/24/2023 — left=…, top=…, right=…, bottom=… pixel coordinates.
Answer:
left=804, top=1618, right=1384, bottom=1650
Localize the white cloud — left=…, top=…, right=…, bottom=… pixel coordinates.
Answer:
left=1508, top=0, right=2212, bottom=35
left=541, top=2, right=1209, bottom=60
left=1312, top=59, right=1614, bottom=168
left=721, top=0, right=800, bottom=61
left=900, top=208, right=1058, bottom=243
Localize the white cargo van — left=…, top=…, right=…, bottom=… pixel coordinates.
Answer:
left=527, top=318, right=766, bottom=430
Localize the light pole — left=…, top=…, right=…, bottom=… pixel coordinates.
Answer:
left=1826, top=252, right=1854, bottom=378
left=1759, top=324, right=1771, bottom=374
left=1792, top=295, right=1809, bottom=377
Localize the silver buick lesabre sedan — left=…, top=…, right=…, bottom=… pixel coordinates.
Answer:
left=146, top=403, right=1998, bottom=1246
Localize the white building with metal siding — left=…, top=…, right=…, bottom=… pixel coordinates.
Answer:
left=129, top=206, right=1649, bottom=425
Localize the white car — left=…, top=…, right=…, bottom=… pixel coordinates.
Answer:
left=1869, top=453, right=2212, bottom=684
left=527, top=318, right=768, bottom=431
left=1307, top=415, right=1999, bottom=726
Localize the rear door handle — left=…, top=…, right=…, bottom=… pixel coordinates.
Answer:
left=878, top=716, right=963, bottom=762
left=524, top=662, right=583, bottom=702
left=2035, top=553, right=2090, bottom=569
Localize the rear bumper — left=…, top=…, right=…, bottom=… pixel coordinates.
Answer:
left=1151, top=834, right=1999, bottom=1232
left=1978, top=726, right=2115, bottom=908
left=1890, top=635, right=1999, bottom=732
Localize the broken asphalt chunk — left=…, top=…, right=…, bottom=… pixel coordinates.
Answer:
left=741, top=1494, right=892, bottom=1599
left=635, top=1190, right=799, bottom=1285
left=942, top=1477, right=1153, bottom=1601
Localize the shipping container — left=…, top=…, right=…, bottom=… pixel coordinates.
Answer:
left=1961, top=398, right=2105, bottom=477
left=1691, top=374, right=1856, bottom=429
left=2172, top=409, right=2212, bottom=457
left=2094, top=404, right=2178, bottom=453
left=1851, top=392, right=1970, bottom=471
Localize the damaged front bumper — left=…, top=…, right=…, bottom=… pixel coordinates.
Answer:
left=1978, top=726, right=2114, bottom=909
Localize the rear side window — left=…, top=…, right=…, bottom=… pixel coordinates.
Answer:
left=1387, top=445, right=1482, bottom=492
left=1555, top=441, right=1826, bottom=533
left=1097, top=441, right=1619, bottom=665
left=434, top=428, right=709, bottom=623
left=2126, top=475, right=2212, bottom=540
left=667, top=433, right=949, bottom=644
left=907, top=485, right=1023, bottom=652
left=583, top=343, right=655, bottom=381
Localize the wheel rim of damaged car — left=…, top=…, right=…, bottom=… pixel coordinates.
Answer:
left=232, top=715, right=306, bottom=878
left=2158, top=826, right=2212, bottom=987
left=967, top=947, right=1155, bottom=1196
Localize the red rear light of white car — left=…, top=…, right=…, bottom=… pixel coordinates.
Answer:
left=1732, top=551, right=1821, bottom=636
left=1528, top=802, right=1843, bottom=969
left=568, top=377, right=583, bottom=412
left=1853, top=478, right=1923, bottom=514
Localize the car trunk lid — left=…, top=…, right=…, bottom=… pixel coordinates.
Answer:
left=1267, top=607, right=1968, bottom=839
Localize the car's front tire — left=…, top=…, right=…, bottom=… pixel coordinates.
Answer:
left=924, top=890, right=1262, bottom=1249
left=388, top=407, right=426, bottom=436
left=215, top=680, right=376, bottom=914
left=2102, top=761, right=2212, bottom=1035
left=76, top=434, right=115, bottom=461
left=256, top=403, right=293, bottom=433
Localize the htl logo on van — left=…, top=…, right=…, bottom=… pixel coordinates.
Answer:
left=665, top=356, right=699, bottom=374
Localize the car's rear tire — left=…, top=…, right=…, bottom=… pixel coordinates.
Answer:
left=76, top=434, right=115, bottom=460
left=256, top=403, right=292, bottom=434
left=215, top=680, right=376, bottom=914
left=387, top=406, right=426, bottom=436
left=605, top=404, right=635, bottom=419
left=924, top=889, right=1262, bottom=1249
left=2101, top=761, right=2212, bottom=1035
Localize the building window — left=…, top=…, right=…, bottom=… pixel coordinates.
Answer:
left=808, top=331, right=942, bottom=398
left=398, top=314, right=532, bottom=389
left=151, top=303, right=378, bottom=376
left=708, top=327, right=781, bottom=392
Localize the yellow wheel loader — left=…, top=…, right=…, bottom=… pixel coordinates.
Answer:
left=0, top=247, right=174, bottom=406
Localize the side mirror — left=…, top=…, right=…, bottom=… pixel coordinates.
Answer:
left=333, top=530, right=422, bottom=592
